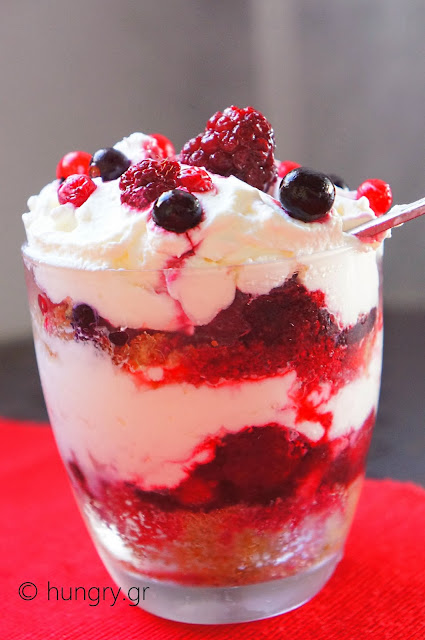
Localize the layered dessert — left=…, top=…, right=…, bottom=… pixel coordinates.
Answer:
left=23, top=107, right=391, bottom=591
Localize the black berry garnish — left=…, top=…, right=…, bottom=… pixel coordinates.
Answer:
left=71, top=303, right=97, bottom=330
left=279, top=167, right=335, bottom=222
left=89, top=148, right=131, bottom=182
left=180, top=105, right=277, bottom=191
left=328, top=173, right=350, bottom=190
left=38, top=294, right=49, bottom=314
left=152, top=189, right=202, bottom=233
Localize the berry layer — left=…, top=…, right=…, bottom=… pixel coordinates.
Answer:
left=67, top=419, right=370, bottom=585
left=29, top=268, right=382, bottom=491
left=81, top=479, right=364, bottom=586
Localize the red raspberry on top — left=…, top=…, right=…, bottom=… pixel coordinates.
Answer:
left=120, top=159, right=180, bottom=210
left=180, top=105, right=277, bottom=191
left=120, top=160, right=215, bottom=210
left=58, top=174, right=97, bottom=207
left=179, top=166, right=214, bottom=193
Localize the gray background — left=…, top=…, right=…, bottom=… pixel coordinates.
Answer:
left=1, top=0, right=424, bottom=342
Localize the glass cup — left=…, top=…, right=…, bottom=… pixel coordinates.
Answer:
left=23, top=245, right=383, bottom=624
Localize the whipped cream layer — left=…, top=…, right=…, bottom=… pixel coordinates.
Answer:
left=23, top=133, right=382, bottom=329
left=35, top=331, right=382, bottom=490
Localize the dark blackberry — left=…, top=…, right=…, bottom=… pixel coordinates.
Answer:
left=180, top=105, right=276, bottom=191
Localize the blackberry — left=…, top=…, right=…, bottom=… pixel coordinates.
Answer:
left=180, top=105, right=276, bottom=191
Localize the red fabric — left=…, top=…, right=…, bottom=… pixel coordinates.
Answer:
left=1, top=417, right=425, bottom=640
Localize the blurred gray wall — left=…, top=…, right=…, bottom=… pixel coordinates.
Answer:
left=1, top=0, right=424, bottom=342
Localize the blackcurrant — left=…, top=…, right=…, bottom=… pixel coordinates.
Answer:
left=72, top=303, right=97, bottom=330
left=89, top=148, right=131, bottom=182
left=279, top=167, right=335, bottom=222
left=328, top=173, right=350, bottom=191
left=152, top=189, right=202, bottom=233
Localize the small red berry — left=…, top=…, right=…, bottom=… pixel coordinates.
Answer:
left=150, top=133, right=176, bottom=159
left=356, top=179, right=393, bottom=216
left=277, top=160, right=301, bottom=178
left=58, top=174, right=97, bottom=207
left=178, top=166, right=214, bottom=192
left=56, top=151, right=92, bottom=180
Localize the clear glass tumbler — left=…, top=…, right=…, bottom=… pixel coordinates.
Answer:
left=23, top=245, right=383, bottom=624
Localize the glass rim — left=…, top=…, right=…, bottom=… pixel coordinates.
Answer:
left=21, top=242, right=378, bottom=275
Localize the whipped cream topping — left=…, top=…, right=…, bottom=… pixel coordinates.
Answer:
left=23, top=132, right=382, bottom=329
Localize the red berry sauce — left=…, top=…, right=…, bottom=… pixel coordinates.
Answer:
left=37, top=275, right=380, bottom=392
left=67, top=411, right=374, bottom=585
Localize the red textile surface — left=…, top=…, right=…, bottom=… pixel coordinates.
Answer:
left=1, top=417, right=425, bottom=640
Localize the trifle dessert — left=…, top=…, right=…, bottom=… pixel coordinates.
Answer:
left=22, top=106, right=391, bottom=623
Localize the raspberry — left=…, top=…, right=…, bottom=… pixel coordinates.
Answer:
left=150, top=133, right=176, bottom=159
left=180, top=105, right=277, bottom=191
left=56, top=151, right=92, bottom=180
left=120, top=159, right=180, bottom=210
left=356, top=178, right=393, bottom=216
left=178, top=166, right=213, bottom=192
left=57, top=174, right=97, bottom=207
left=277, top=160, right=301, bottom=178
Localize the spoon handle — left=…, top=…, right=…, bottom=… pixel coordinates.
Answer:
left=350, top=197, right=425, bottom=238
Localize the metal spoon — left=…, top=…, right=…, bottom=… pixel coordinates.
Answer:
left=350, top=197, right=425, bottom=238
